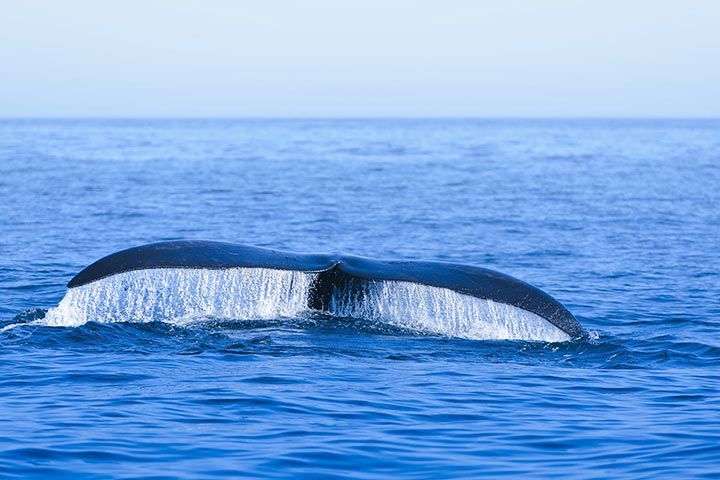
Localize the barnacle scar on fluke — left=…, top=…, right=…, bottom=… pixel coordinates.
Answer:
left=59, top=240, right=584, bottom=341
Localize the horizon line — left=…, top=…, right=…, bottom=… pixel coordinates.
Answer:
left=1, top=115, right=720, bottom=121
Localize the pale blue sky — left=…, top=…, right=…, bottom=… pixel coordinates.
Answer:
left=1, top=0, right=719, bottom=117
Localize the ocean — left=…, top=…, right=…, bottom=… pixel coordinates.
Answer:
left=1, top=119, right=718, bottom=478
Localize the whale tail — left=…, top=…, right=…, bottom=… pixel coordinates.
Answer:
left=58, top=241, right=583, bottom=341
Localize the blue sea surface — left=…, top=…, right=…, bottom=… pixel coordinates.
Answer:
left=1, top=119, right=719, bottom=478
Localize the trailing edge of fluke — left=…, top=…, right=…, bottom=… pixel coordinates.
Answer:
left=68, top=240, right=584, bottom=338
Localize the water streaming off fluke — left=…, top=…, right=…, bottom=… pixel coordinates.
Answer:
left=328, top=279, right=571, bottom=342
left=44, top=267, right=570, bottom=341
left=45, top=268, right=316, bottom=327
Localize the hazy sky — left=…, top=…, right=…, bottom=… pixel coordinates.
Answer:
left=1, top=0, right=719, bottom=117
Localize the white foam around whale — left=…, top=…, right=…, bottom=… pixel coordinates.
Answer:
left=42, top=268, right=570, bottom=342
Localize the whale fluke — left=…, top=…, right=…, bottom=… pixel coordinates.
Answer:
left=64, top=241, right=584, bottom=340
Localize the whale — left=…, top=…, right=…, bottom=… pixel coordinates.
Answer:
left=65, top=240, right=584, bottom=339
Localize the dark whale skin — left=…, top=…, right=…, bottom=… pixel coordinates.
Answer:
left=68, top=240, right=584, bottom=338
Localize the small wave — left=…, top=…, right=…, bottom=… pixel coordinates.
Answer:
left=41, top=268, right=570, bottom=342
